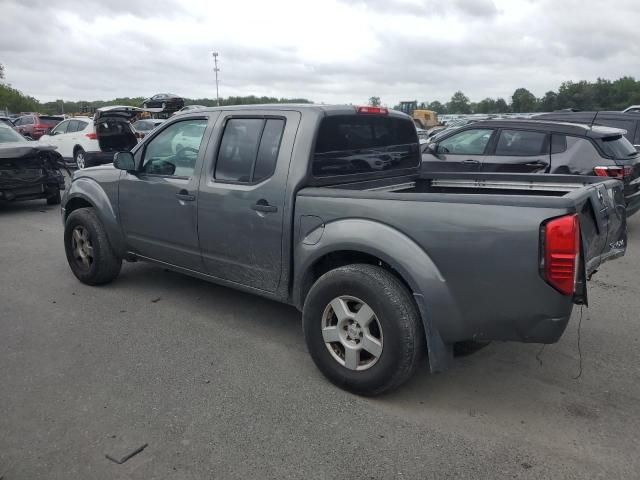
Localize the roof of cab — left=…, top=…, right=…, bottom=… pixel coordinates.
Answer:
left=171, top=103, right=411, bottom=119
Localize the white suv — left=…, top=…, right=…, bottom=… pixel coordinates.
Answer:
left=39, top=116, right=98, bottom=168
left=40, top=106, right=143, bottom=169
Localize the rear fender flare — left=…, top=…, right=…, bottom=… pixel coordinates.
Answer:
left=294, top=218, right=461, bottom=372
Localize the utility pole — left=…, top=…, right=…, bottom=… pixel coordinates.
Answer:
left=212, top=52, right=220, bottom=106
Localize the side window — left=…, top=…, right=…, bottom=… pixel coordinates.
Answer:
left=551, top=134, right=567, bottom=154
left=51, top=120, right=70, bottom=135
left=215, top=118, right=285, bottom=183
left=495, top=130, right=547, bottom=156
left=141, top=119, right=208, bottom=177
left=75, top=120, right=88, bottom=131
left=253, top=119, right=285, bottom=182
left=13, top=117, right=23, bottom=126
left=67, top=120, right=81, bottom=132
left=26, top=116, right=35, bottom=125
left=437, top=129, right=494, bottom=155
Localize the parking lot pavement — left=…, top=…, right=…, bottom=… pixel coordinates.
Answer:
left=0, top=201, right=639, bottom=480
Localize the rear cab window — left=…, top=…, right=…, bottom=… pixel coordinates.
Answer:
left=38, top=116, right=62, bottom=127
left=313, top=114, right=419, bottom=177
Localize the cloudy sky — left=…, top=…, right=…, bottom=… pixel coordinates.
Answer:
left=1, top=0, right=639, bottom=106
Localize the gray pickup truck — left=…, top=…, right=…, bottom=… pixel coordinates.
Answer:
left=61, top=104, right=627, bottom=395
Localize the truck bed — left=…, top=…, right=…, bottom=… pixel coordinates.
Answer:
left=296, top=171, right=626, bottom=344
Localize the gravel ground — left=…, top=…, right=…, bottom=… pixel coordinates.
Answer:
left=1, top=199, right=638, bottom=479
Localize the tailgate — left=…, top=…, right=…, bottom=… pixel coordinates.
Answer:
left=573, top=179, right=626, bottom=276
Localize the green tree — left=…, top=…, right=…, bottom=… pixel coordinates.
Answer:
left=0, top=63, right=4, bottom=80
left=368, top=96, right=381, bottom=107
left=426, top=100, right=446, bottom=113
left=447, top=91, right=471, bottom=114
left=494, top=98, right=510, bottom=113
left=538, top=91, right=558, bottom=112
left=511, top=88, right=537, bottom=113
left=475, top=97, right=497, bottom=114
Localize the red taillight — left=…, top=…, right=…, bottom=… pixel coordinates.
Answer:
left=85, top=132, right=97, bottom=139
left=541, top=214, right=580, bottom=296
left=356, top=106, right=388, bottom=115
left=594, top=165, right=629, bottom=178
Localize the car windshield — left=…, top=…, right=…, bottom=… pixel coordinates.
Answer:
left=598, top=135, right=638, bottom=158
left=0, top=124, right=27, bottom=143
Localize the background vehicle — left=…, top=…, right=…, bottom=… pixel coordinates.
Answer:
left=0, top=140, right=65, bottom=205
left=61, top=105, right=626, bottom=395
left=40, top=116, right=95, bottom=168
left=13, top=114, right=63, bottom=139
left=41, top=107, right=141, bottom=169
left=398, top=101, right=440, bottom=129
left=0, top=122, right=25, bottom=143
left=142, top=93, right=185, bottom=112
left=622, top=105, right=640, bottom=113
left=533, top=111, right=640, bottom=147
left=422, top=119, right=640, bottom=215
left=132, top=119, right=164, bottom=138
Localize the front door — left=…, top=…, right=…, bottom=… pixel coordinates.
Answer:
left=481, top=128, right=550, bottom=173
left=197, top=110, right=299, bottom=292
left=421, top=128, right=495, bottom=173
left=118, top=115, right=212, bottom=270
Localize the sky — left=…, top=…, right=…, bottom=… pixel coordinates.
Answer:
left=1, top=0, right=639, bottom=106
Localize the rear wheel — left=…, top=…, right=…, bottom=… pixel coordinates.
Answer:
left=64, top=207, right=122, bottom=285
left=74, top=147, right=86, bottom=169
left=303, top=264, right=425, bottom=396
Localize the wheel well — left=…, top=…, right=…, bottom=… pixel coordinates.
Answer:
left=64, top=197, right=93, bottom=220
left=73, top=145, right=83, bottom=155
left=299, top=250, right=414, bottom=308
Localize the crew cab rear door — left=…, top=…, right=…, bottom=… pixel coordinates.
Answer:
left=197, top=110, right=300, bottom=292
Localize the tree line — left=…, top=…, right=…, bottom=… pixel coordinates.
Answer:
left=391, top=76, right=640, bottom=114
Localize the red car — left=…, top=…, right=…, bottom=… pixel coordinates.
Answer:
left=13, top=114, right=64, bottom=140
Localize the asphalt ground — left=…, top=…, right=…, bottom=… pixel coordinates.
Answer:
left=1, top=199, right=639, bottom=479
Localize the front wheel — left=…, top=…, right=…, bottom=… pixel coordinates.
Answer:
left=303, top=264, right=425, bottom=396
left=64, top=207, right=122, bottom=285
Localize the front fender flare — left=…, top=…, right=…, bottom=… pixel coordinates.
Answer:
left=294, top=218, right=461, bottom=372
left=64, top=178, right=126, bottom=256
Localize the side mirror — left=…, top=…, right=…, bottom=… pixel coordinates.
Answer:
left=427, top=142, right=438, bottom=154
left=114, top=151, right=136, bottom=171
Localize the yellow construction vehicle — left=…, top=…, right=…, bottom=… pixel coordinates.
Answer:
left=398, top=101, right=440, bottom=129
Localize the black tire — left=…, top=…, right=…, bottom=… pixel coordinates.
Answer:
left=64, top=207, right=122, bottom=285
left=46, top=189, right=61, bottom=205
left=74, top=147, right=86, bottom=169
left=303, top=264, right=425, bottom=396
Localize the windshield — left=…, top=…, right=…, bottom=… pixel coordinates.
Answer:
left=313, top=115, right=420, bottom=177
left=598, top=135, right=638, bottom=158
left=0, top=124, right=27, bottom=143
